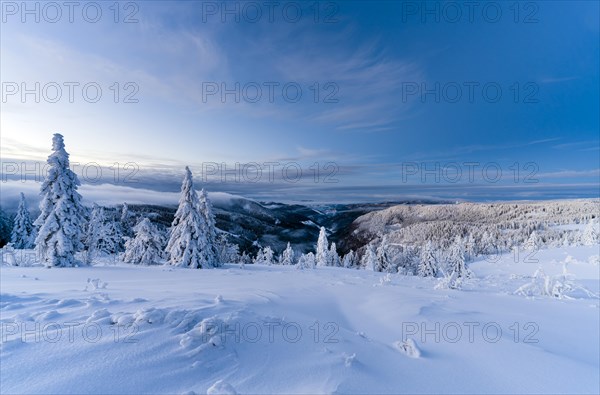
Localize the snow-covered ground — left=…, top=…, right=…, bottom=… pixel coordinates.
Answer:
left=1, top=245, right=599, bottom=394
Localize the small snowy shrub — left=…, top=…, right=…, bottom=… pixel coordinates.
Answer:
left=435, top=270, right=463, bottom=290
left=343, top=352, right=357, bottom=367
left=395, top=338, right=421, bottom=358
left=515, top=263, right=597, bottom=299
left=379, top=273, right=392, bottom=286
left=85, top=278, right=108, bottom=291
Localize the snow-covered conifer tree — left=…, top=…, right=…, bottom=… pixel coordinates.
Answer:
left=240, top=251, right=252, bottom=266
left=34, top=134, right=86, bottom=267
left=84, top=204, right=121, bottom=264
left=120, top=202, right=136, bottom=241
left=166, top=167, right=217, bottom=268
left=524, top=230, right=541, bottom=251
left=398, top=245, right=419, bottom=275
left=316, top=226, right=329, bottom=266
left=297, top=252, right=316, bottom=270
left=263, top=246, right=274, bottom=265
left=199, top=188, right=220, bottom=265
left=418, top=241, right=438, bottom=277
left=106, top=215, right=124, bottom=253
left=254, top=246, right=274, bottom=265
left=11, top=193, right=35, bottom=249
left=217, top=234, right=240, bottom=263
left=376, top=236, right=393, bottom=272
left=280, top=242, right=295, bottom=265
left=464, top=233, right=476, bottom=261
left=480, top=231, right=496, bottom=255
left=228, top=243, right=241, bottom=263
left=296, top=253, right=306, bottom=269
left=329, top=242, right=341, bottom=267
left=84, top=203, right=104, bottom=263
left=582, top=219, right=599, bottom=246
left=122, top=218, right=165, bottom=265
left=342, top=250, right=357, bottom=268
left=445, top=236, right=471, bottom=279
left=253, top=248, right=264, bottom=264
left=361, top=243, right=377, bottom=271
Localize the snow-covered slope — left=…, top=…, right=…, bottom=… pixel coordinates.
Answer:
left=1, top=244, right=598, bottom=394
left=343, top=199, right=599, bottom=253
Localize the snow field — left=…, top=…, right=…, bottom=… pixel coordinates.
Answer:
left=1, top=244, right=599, bottom=394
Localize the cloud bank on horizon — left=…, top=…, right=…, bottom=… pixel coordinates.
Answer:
left=1, top=1, right=598, bottom=204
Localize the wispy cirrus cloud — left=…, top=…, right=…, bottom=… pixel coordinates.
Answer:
left=552, top=140, right=600, bottom=150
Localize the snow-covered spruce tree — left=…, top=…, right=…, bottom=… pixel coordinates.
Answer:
left=123, top=218, right=165, bottom=265
left=418, top=241, right=438, bottom=277
left=280, top=242, right=295, bottom=265
left=524, top=230, right=541, bottom=251
left=84, top=203, right=122, bottom=263
left=399, top=245, right=420, bottom=275
left=582, top=219, right=599, bottom=246
left=254, top=248, right=264, bottom=264
left=297, top=252, right=316, bottom=270
left=316, top=226, right=329, bottom=266
left=464, top=233, right=476, bottom=261
left=479, top=231, right=496, bottom=255
left=254, top=246, right=274, bottom=265
left=263, top=246, right=275, bottom=265
left=120, top=202, right=136, bottom=240
left=11, top=193, right=35, bottom=249
left=34, top=134, right=86, bottom=267
left=445, top=236, right=471, bottom=288
left=229, top=244, right=241, bottom=263
left=166, top=167, right=217, bottom=268
left=296, top=253, right=306, bottom=269
left=84, top=203, right=104, bottom=264
left=376, top=236, right=393, bottom=272
left=0, top=207, right=13, bottom=248
left=240, top=251, right=252, bottom=266
left=217, top=234, right=240, bottom=264
left=361, top=243, right=377, bottom=271
left=342, top=250, right=357, bottom=268
left=105, top=215, right=124, bottom=254
left=329, top=242, right=341, bottom=267
left=199, top=188, right=221, bottom=265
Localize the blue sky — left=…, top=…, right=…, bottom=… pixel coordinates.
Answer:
left=1, top=1, right=598, bottom=205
